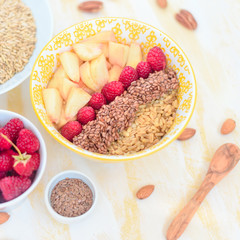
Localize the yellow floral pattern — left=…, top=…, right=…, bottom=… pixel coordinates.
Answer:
left=30, top=18, right=196, bottom=161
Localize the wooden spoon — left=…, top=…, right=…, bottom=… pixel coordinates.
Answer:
left=167, top=143, right=240, bottom=240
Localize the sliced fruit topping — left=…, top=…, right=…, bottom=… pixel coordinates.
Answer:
left=101, top=81, right=125, bottom=102
left=119, top=66, right=138, bottom=89
left=90, top=54, right=109, bottom=89
left=127, top=43, right=142, bottom=69
left=88, top=93, right=106, bottom=110
left=47, top=66, right=68, bottom=89
left=43, top=88, right=63, bottom=124
left=60, top=52, right=81, bottom=82
left=136, top=61, right=152, bottom=79
left=109, top=42, right=129, bottom=68
left=0, top=176, right=31, bottom=201
left=146, top=46, right=166, bottom=71
left=73, top=42, right=103, bottom=61
left=61, top=121, right=82, bottom=141
left=65, top=88, right=91, bottom=121
left=77, top=106, right=96, bottom=125
left=59, top=77, right=79, bottom=101
left=109, top=65, right=122, bottom=82
left=3, top=118, right=24, bottom=142
left=80, top=61, right=99, bottom=92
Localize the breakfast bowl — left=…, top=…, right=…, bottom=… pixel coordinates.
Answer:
left=0, top=0, right=53, bottom=95
left=0, top=110, right=47, bottom=211
left=44, top=170, right=97, bottom=224
left=30, top=17, right=196, bottom=162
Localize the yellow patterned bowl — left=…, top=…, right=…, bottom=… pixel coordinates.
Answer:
left=30, top=17, right=196, bottom=162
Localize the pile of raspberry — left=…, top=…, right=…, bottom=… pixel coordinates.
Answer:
left=0, top=118, right=40, bottom=202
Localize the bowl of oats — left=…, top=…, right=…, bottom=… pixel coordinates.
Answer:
left=0, top=0, right=53, bottom=95
left=30, top=17, right=196, bottom=162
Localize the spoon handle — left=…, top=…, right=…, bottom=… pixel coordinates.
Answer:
left=166, top=178, right=214, bottom=240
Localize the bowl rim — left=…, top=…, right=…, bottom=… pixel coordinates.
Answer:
left=44, top=170, right=97, bottom=223
left=0, top=110, right=47, bottom=209
left=0, top=0, right=53, bottom=95
left=30, top=17, right=197, bottom=162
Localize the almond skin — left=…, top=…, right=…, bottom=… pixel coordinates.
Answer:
left=157, top=0, right=167, bottom=8
left=0, top=212, right=10, bottom=225
left=177, top=128, right=196, bottom=141
left=221, top=119, right=236, bottom=135
left=136, top=185, right=155, bottom=199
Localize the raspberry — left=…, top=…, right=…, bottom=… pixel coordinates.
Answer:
left=101, top=81, right=125, bottom=102
left=4, top=118, right=24, bottom=142
left=16, top=129, right=40, bottom=154
left=0, top=150, right=17, bottom=172
left=146, top=46, right=166, bottom=71
left=136, top=61, right=152, bottom=79
left=0, top=176, right=31, bottom=201
left=61, top=121, right=82, bottom=141
left=31, top=152, right=40, bottom=171
left=88, top=93, right=106, bottom=110
left=13, top=152, right=40, bottom=177
left=119, top=66, right=138, bottom=89
left=0, top=128, right=12, bottom=151
left=77, top=107, right=96, bottom=125
left=0, top=171, right=6, bottom=180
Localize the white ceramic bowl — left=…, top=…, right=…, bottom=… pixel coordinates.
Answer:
left=45, top=170, right=97, bottom=224
left=0, top=110, right=47, bottom=211
left=0, top=0, right=53, bottom=95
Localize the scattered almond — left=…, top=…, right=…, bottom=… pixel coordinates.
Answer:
left=0, top=212, right=10, bottom=225
left=175, top=9, right=197, bottom=30
left=221, top=119, right=236, bottom=135
left=177, top=128, right=196, bottom=141
left=136, top=185, right=155, bottom=200
left=157, top=0, right=167, bottom=8
left=78, top=1, right=103, bottom=13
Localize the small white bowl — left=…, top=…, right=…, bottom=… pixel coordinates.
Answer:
left=45, top=170, right=97, bottom=224
left=0, top=0, right=53, bottom=95
left=0, top=110, right=47, bottom=211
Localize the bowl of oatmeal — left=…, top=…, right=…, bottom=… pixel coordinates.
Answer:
left=0, top=0, right=53, bottom=95
left=30, top=17, right=196, bottom=162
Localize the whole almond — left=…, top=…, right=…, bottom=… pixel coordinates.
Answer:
left=78, top=1, right=103, bottom=13
left=221, top=119, right=236, bottom=135
left=0, top=212, right=10, bottom=225
left=157, top=0, right=167, bottom=8
left=136, top=185, right=155, bottom=200
left=175, top=9, right=197, bottom=30
left=177, top=128, right=196, bottom=141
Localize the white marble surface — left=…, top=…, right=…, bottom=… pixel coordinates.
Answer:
left=1, top=0, right=240, bottom=239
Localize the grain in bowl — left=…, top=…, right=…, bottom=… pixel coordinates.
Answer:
left=0, top=0, right=37, bottom=84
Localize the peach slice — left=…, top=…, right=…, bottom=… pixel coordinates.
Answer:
left=47, top=66, right=68, bottom=90
left=43, top=88, right=63, bottom=124
left=106, top=60, right=111, bottom=70
left=79, top=61, right=99, bottom=92
left=109, top=42, right=129, bottom=68
left=102, top=43, right=109, bottom=58
left=56, top=105, right=77, bottom=130
left=60, top=52, right=81, bottom=82
left=73, top=43, right=103, bottom=61
left=81, top=31, right=116, bottom=43
left=127, top=43, right=142, bottom=69
left=59, top=78, right=79, bottom=101
left=90, top=54, right=109, bottom=89
left=109, top=65, right=122, bottom=82
left=78, top=79, right=95, bottom=95
left=65, top=88, right=91, bottom=120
